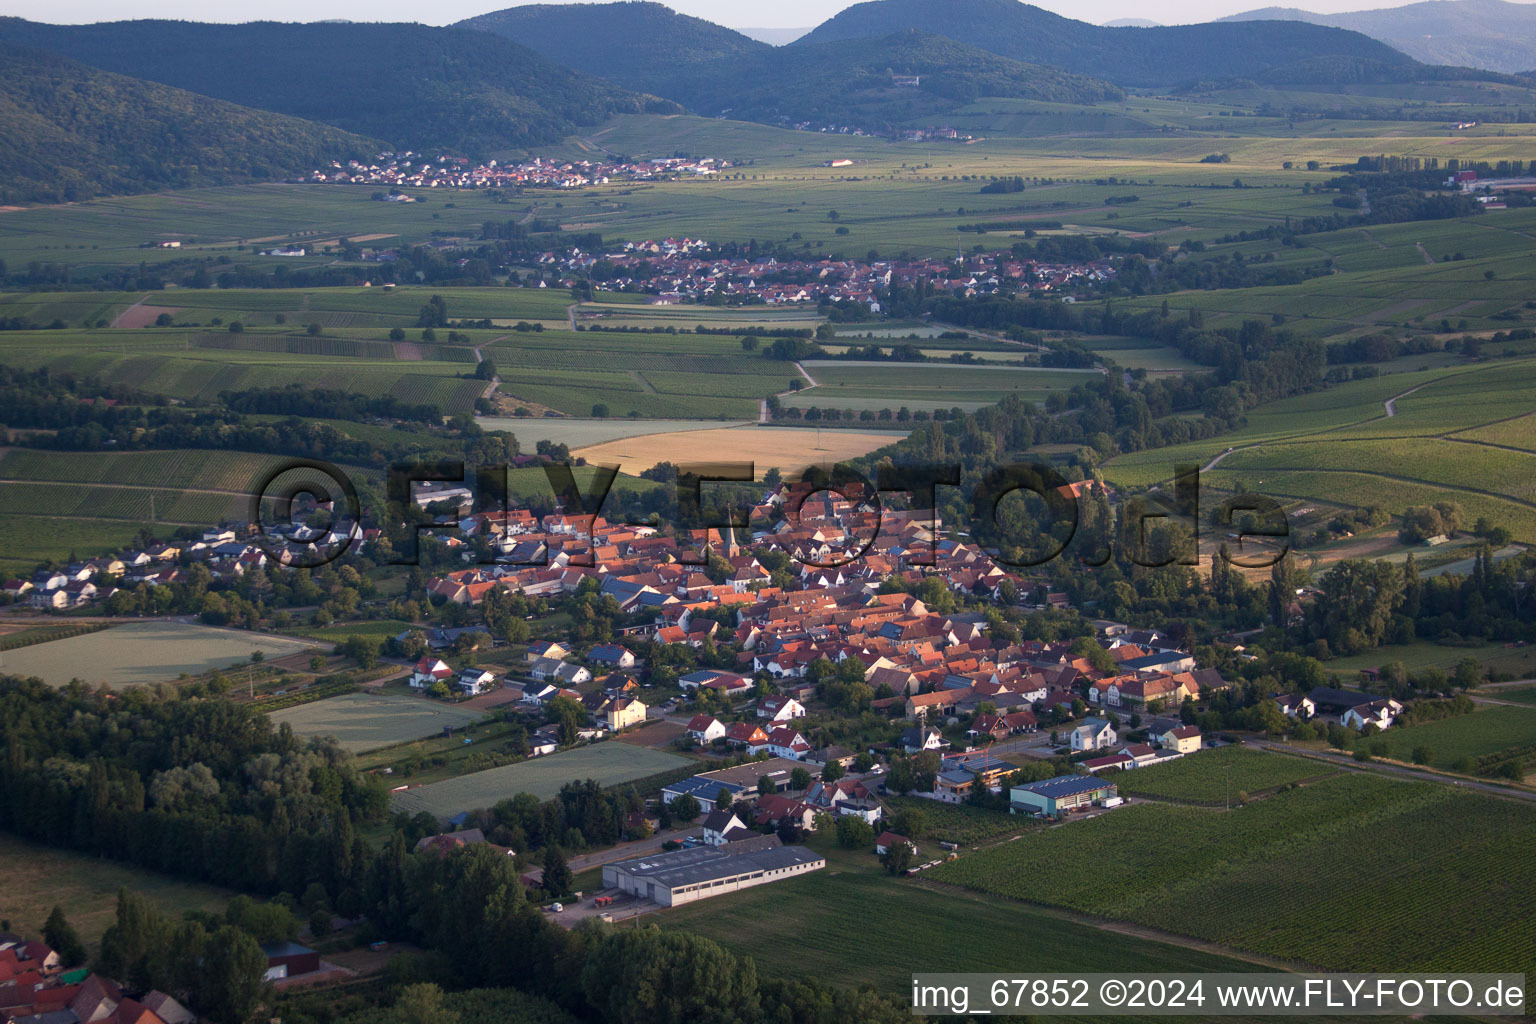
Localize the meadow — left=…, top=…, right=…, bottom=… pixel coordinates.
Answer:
left=928, top=772, right=1536, bottom=976
left=0, top=621, right=318, bottom=687
left=388, top=742, right=692, bottom=818
left=267, top=691, right=490, bottom=753
left=1113, top=746, right=1339, bottom=804
left=0, top=832, right=232, bottom=954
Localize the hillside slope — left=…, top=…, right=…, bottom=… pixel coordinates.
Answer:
left=458, top=1, right=771, bottom=98
left=0, top=18, right=678, bottom=155
left=1222, top=0, right=1536, bottom=74
left=0, top=42, right=370, bottom=205
left=685, top=32, right=1124, bottom=123
left=795, top=0, right=1416, bottom=87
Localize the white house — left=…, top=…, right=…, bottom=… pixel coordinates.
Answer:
left=1070, top=718, right=1117, bottom=752
left=701, top=808, right=747, bottom=846
left=410, top=657, right=453, bottom=689
left=1342, top=698, right=1402, bottom=731
left=457, top=668, right=495, bottom=697
left=687, top=715, right=727, bottom=744
left=755, top=696, right=805, bottom=722
left=1159, top=725, right=1202, bottom=753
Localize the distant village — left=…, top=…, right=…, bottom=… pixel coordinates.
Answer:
left=548, top=237, right=1116, bottom=306
left=306, top=152, right=732, bottom=189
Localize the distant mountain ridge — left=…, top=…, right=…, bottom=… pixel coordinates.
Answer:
left=457, top=1, right=770, bottom=98
left=793, top=0, right=1417, bottom=87
left=1220, top=0, right=1536, bottom=74
left=0, top=18, right=679, bottom=155
left=459, top=4, right=1123, bottom=122
left=0, top=42, right=371, bottom=204
left=678, top=31, right=1125, bottom=123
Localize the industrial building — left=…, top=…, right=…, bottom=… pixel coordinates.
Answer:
left=1009, top=775, right=1118, bottom=816
left=601, top=838, right=824, bottom=907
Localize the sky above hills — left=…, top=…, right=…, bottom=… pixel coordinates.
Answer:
left=5, top=0, right=1535, bottom=33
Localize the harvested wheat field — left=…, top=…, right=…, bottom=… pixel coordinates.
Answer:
left=572, top=425, right=897, bottom=475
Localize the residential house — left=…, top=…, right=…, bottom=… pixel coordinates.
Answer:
left=1070, top=718, right=1117, bottom=752
left=410, top=657, right=453, bottom=689
left=899, top=725, right=945, bottom=753
left=457, top=668, right=495, bottom=697
left=701, top=808, right=750, bottom=845
left=724, top=721, right=769, bottom=748
left=1159, top=725, right=1203, bottom=753
left=687, top=715, right=727, bottom=744
left=756, top=695, right=805, bottom=721
left=527, top=641, right=570, bottom=663
left=587, top=644, right=637, bottom=669
left=874, top=831, right=916, bottom=856
left=1341, top=698, right=1402, bottom=731
left=605, top=696, right=647, bottom=732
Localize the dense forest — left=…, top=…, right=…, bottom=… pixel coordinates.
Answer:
left=0, top=19, right=680, bottom=155
left=795, top=0, right=1415, bottom=87
left=0, top=43, right=371, bottom=204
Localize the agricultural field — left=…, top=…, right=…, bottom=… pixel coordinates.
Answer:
left=0, top=449, right=380, bottom=567
left=1103, top=357, right=1536, bottom=541
left=1114, top=747, right=1339, bottom=804
left=0, top=620, right=317, bottom=687
left=1321, top=640, right=1536, bottom=679
left=476, top=416, right=755, bottom=449
left=928, top=772, right=1536, bottom=976
left=0, top=833, right=232, bottom=955
left=785, top=362, right=1100, bottom=414
left=388, top=742, right=691, bottom=818
left=267, top=691, right=489, bottom=753
left=1492, top=685, right=1536, bottom=705
left=660, top=839, right=1260, bottom=998
left=570, top=424, right=898, bottom=475
left=881, top=796, right=1027, bottom=845
left=1373, top=705, right=1536, bottom=771
left=0, top=514, right=145, bottom=579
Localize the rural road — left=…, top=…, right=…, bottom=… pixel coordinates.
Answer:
left=1415, top=242, right=1437, bottom=266
left=759, top=364, right=822, bottom=423
left=110, top=294, right=153, bottom=329
left=1383, top=383, right=1425, bottom=417
left=522, top=824, right=702, bottom=885
left=1251, top=739, right=1536, bottom=803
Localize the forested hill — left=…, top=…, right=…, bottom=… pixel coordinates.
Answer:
left=675, top=32, right=1124, bottom=122
left=0, top=43, right=372, bottom=205
left=0, top=19, right=680, bottom=155
left=458, top=1, right=771, bottom=98
left=794, top=0, right=1417, bottom=87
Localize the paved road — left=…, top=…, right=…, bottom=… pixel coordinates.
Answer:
left=1252, top=739, right=1536, bottom=803
left=522, top=823, right=703, bottom=886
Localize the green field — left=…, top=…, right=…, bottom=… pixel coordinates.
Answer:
left=0, top=514, right=146, bottom=578
left=1, top=621, right=318, bottom=688
left=388, top=742, right=692, bottom=818
left=929, top=772, right=1536, bottom=975
left=267, top=691, right=490, bottom=753
left=1104, top=358, right=1536, bottom=541
left=1373, top=705, right=1536, bottom=770
left=881, top=796, right=1029, bottom=845
left=0, top=833, right=232, bottom=956
left=659, top=840, right=1259, bottom=997
left=786, top=362, right=1100, bottom=413
left=1114, top=747, right=1339, bottom=804
left=1493, top=685, right=1536, bottom=706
